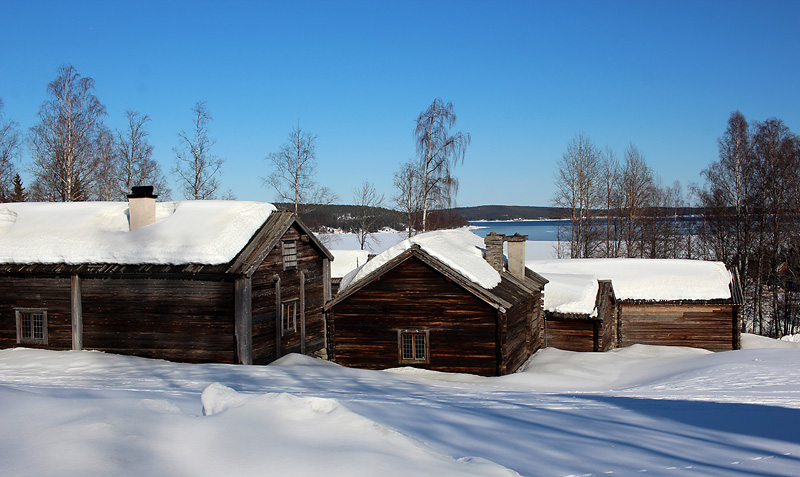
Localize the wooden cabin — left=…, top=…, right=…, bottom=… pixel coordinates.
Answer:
left=528, top=258, right=742, bottom=351
left=542, top=277, right=618, bottom=352
left=325, top=231, right=547, bottom=376
left=0, top=188, right=333, bottom=364
left=616, top=297, right=741, bottom=351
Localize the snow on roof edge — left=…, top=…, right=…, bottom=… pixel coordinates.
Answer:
left=0, top=200, right=277, bottom=266
left=338, top=229, right=502, bottom=292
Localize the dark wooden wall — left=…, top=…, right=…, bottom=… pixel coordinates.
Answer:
left=501, top=291, right=541, bottom=374
left=544, top=281, right=617, bottom=353
left=81, top=278, right=235, bottom=363
left=251, top=225, right=326, bottom=364
left=596, top=282, right=617, bottom=352
left=0, top=277, right=73, bottom=350
left=545, top=318, right=596, bottom=352
left=618, top=303, right=739, bottom=351
left=329, top=257, right=503, bottom=376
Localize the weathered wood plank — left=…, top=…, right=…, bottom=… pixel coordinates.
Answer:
left=235, top=276, right=253, bottom=365
left=71, top=274, right=83, bottom=351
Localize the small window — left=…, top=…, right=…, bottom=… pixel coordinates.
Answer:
left=282, top=299, right=298, bottom=335
left=398, top=330, right=428, bottom=364
left=15, top=309, right=48, bottom=345
left=282, top=240, right=298, bottom=270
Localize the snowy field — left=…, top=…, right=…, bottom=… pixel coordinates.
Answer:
left=2, top=335, right=800, bottom=476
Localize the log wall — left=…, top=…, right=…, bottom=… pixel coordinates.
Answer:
left=545, top=318, right=596, bottom=352
left=618, top=303, right=738, bottom=351
left=330, top=257, right=502, bottom=376
left=0, top=277, right=73, bottom=350
left=502, top=291, right=541, bottom=373
left=81, top=278, right=235, bottom=363
left=251, top=225, right=326, bottom=364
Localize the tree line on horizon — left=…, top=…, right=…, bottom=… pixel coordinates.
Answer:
left=553, top=112, right=800, bottom=338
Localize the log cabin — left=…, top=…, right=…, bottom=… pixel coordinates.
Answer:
left=539, top=274, right=618, bottom=352
left=324, top=231, right=548, bottom=376
left=0, top=187, right=333, bottom=364
left=527, top=258, right=743, bottom=351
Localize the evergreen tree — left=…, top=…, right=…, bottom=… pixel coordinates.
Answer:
left=9, top=173, right=25, bottom=202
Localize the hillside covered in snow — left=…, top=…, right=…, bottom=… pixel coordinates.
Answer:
left=1, top=336, right=799, bottom=476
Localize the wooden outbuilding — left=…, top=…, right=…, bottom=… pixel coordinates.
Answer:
left=528, top=258, right=742, bottom=351
left=542, top=277, right=618, bottom=352
left=324, top=231, right=547, bottom=376
left=0, top=188, right=333, bottom=364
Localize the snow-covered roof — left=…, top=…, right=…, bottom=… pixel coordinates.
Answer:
left=331, top=249, right=370, bottom=279
left=527, top=258, right=732, bottom=301
left=339, top=229, right=501, bottom=291
left=0, top=201, right=276, bottom=265
left=540, top=273, right=599, bottom=316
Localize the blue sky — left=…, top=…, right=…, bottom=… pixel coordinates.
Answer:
left=2, top=0, right=799, bottom=207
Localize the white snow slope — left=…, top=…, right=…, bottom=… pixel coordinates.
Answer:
left=1, top=336, right=799, bottom=476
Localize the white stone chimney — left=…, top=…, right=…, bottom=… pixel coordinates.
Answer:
left=127, top=186, right=158, bottom=231
left=506, top=233, right=528, bottom=281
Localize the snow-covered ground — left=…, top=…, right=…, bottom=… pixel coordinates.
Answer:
left=2, top=336, right=799, bottom=476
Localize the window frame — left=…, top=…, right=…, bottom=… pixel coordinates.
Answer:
left=15, top=308, right=48, bottom=345
left=397, top=329, right=429, bottom=364
left=281, top=299, right=298, bottom=335
left=282, top=240, right=298, bottom=270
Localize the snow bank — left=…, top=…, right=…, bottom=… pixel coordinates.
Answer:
left=539, top=272, right=598, bottom=315
left=331, top=249, right=370, bottom=278
left=780, top=333, right=800, bottom=343
left=340, top=229, right=501, bottom=291
left=743, top=333, right=800, bottom=349
left=0, top=201, right=276, bottom=265
left=2, top=348, right=800, bottom=476
left=527, top=258, right=732, bottom=301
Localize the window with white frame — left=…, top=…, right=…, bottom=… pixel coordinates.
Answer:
left=282, top=240, right=298, bottom=270
left=15, top=309, right=48, bottom=345
left=282, top=299, right=298, bottom=335
left=398, top=330, right=428, bottom=363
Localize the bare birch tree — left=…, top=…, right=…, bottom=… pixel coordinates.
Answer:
left=118, top=110, right=170, bottom=199
left=619, top=143, right=654, bottom=257
left=28, top=65, right=107, bottom=201
left=393, top=160, right=423, bottom=237
left=700, top=111, right=754, bottom=283
left=414, top=98, right=470, bottom=232
left=263, top=124, right=338, bottom=216
left=93, top=124, right=118, bottom=201
left=0, top=99, right=21, bottom=201
left=173, top=102, right=224, bottom=199
left=553, top=133, right=602, bottom=258
left=599, top=146, right=621, bottom=257
left=352, top=180, right=385, bottom=250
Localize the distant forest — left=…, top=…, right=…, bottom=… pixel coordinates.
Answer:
left=276, top=203, right=467, bottom=233
left=282, top=203, right=705, bottom=232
